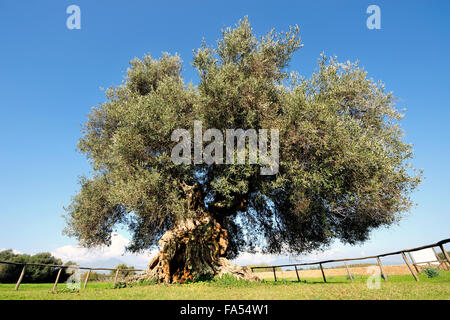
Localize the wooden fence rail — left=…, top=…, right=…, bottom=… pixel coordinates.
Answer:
left=0, top=260, right=146, bottom=291
left=250, top=238, right=450, bottom=282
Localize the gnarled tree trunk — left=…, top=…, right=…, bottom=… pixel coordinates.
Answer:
left=130, top=183, right=259, bottom=284
left=143, top=212, right=258, bottom=283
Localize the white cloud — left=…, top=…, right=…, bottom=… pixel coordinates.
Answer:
left=232, top=251, right=283, bottom=266
left=300, top=248, right=345, bottom=261
left=51, top=233, right=157, bottom=269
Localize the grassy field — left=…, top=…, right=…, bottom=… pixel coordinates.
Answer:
left=0, top=271, right=449, bottom=300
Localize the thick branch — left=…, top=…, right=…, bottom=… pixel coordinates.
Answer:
left=209, top=196, right=248, bottom=218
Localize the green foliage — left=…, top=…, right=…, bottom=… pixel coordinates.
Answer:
left=345, top=274, right=352, bottom=281
left=212, top=273, right=252, bottom=287
left=193, top=272, right=214, bottom=282
left=132, top=279, right=157, bottom=286
left=109, top=264, right=136, bottom=278
left=64, top=17, right=421, bottom=259
left=113, top=281, right=127, bottom=289
left=436, top=251, right=449, bottom=261
left=81, top=271, right=110, bottom=282
left=0, top=250, right=71, bottom=283
left=423, top=267, right=440, bottom=278
left=114, top=279, right=156, bottom=289
left=56, top=287, right=80, bottom=294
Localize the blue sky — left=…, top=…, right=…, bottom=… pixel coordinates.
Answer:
left=0, top=1, right=449, bottom=267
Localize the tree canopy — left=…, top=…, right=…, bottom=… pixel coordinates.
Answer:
left=64, top=17, right=421, bottom=261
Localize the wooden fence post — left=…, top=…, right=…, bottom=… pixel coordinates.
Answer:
left=14, top=265, right=26, bottom=291
left=52, top=268, right=63, bottom=292
left=376, top=257, right=388, bottom=281
left=344, top=261, right=353, bottom=282
left=319, top=263, right=326, bottom=283
left=401, top=252, right=419, bottom=281
left=408, top=252, right=420, bottom=273
left=272, top=267, right=277, bottom=282
left=83, top=269, right=91, bottom=289
left=294, top=265, right=300, bottom=282
left=113, top=269, right=120, bottom=286
left=432, top=247, right=448, bottom=270
left=439, top=244, right=450, bottom=269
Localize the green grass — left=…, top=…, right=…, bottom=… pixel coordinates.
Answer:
left=1, top=271, right=449, bottom=300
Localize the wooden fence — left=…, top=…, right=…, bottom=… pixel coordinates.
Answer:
left=0, top=260, right=146, bottom=291
left=250, top=238, right=450, bottom=283
left=1, top=238, right=449, bottom=290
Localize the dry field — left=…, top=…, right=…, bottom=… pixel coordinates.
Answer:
left=255, top=264, right=413, bottom=280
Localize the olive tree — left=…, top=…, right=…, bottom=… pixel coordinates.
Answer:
left=64, top=18, right=421, bottom=283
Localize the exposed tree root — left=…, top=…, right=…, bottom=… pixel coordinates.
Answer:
left=129, top=213, right=259, bottom=284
